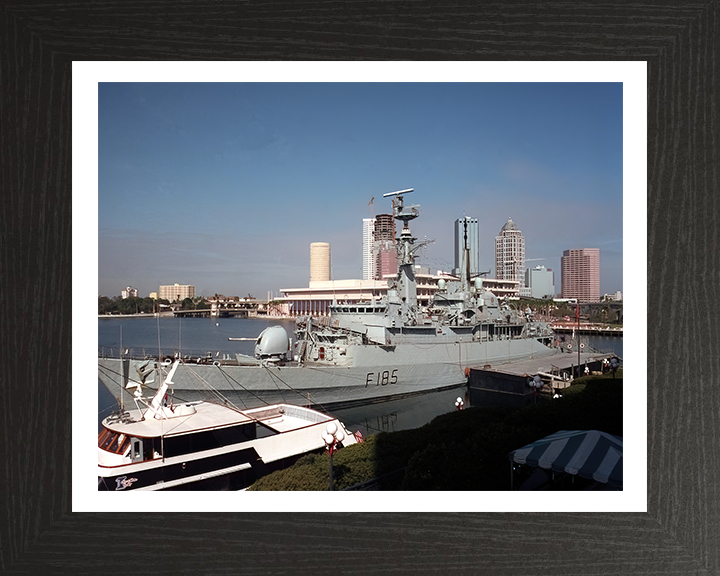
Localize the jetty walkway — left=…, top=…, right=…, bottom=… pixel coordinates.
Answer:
left=550, top=323, right=622, bottom=336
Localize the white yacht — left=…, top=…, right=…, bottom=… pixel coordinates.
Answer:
left=98, top=361, right=357, bottom=491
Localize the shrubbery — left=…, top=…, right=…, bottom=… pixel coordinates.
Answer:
left=248, top=371, right=622, bottom=491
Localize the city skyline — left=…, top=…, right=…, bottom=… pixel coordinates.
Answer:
left=98, top=80, right=624, bottom=299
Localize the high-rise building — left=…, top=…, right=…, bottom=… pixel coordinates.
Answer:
left=495, top=217, right=525, bottom=284
left=310, top=242, right=331, bottom=283
left=376, top=243, right=398, bottom=279
left=362, top=218, right=375, bottom=280
left=525, top=265, right=555, bottom=299
left=121, top=286, right=138, bottom=299
left=159, top=283, right=195, bottom=302
left=453, top=216, right=480, bottom=277
left=561, top=248, right=600, bottom=303
left=361, top=214, right=397, bottom=280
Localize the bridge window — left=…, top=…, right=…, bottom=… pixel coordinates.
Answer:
left=98, top=428, right=132, bottom=455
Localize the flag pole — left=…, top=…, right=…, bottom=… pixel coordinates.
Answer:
left=576, top=301, right=580, bottom=375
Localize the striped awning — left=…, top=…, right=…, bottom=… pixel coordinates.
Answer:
left=509, top=430, right=623, bottom=488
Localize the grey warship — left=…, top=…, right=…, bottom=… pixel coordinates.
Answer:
left=99, top=189, right=561, bottom=410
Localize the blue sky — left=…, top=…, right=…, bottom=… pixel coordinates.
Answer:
left=98, top=82, right=623, bottom=299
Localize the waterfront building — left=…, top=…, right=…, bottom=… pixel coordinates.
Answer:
left=495, top=217, right=525, bottom=284
left=453, top=216, right=480, bottom=277
left=274, top=269, right=521, bottom=317
left=561, top=248, right=600, bottom=303
left=602, top=291, right=623, bottom=302
left=362, top=218, right=375, bottom=280
left=525, top=265, right=555, bottom=299
left=519, top=286, right=533, bottom=298
left=121, top=286, right=138, bottom=299
left=159, top=283, right=195, bottom=302
left=309, top=242, right=331, bottom=282
left=277, top=278, right=391, bottom=317
left=482, top=278, right=521, bottom=298
left=277, top=274, right=429, bottom=318
left=373, top=214, right=397, bottom=281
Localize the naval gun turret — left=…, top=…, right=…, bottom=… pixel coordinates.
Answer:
left=254, top=326, right=291, bottom=362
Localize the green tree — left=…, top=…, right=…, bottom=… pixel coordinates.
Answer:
left=195, top=297, right=210, bottom=310
left=98, top=296, right=119, bottom=315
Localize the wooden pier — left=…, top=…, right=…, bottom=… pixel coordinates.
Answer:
left=550, top=323, right=623, bottom=336
left=467, top=350, right=618, bottom=405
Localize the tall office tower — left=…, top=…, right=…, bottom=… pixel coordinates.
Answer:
left=526, top=265, right=555, bottom=299
left=310, top=242, right=331, bottom=282
left=373, top=214, right=397, bottom=280
left=453, top=216, right=480, bottom=277
left=362, top=218, right=376, bottom=280
left=561, top=248, right=600, bottom=302
left=495, top=217, right=525, bottom=283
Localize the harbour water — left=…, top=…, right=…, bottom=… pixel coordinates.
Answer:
left=98, top=316, right=622, bottom=436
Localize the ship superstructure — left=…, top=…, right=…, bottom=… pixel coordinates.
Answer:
left=292, top=189, right=553, bottom=368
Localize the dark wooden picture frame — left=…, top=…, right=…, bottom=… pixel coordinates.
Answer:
left=2, top=3, right=717, bottom=574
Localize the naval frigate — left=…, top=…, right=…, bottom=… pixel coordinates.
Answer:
left=98, top=189, right=562, bottom=410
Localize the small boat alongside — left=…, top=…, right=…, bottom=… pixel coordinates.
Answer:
left=98, top=360, right=357, bottom=491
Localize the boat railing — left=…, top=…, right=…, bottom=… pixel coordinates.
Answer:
left=277, top=404, right=330, bottom=424
left=98, top=346, right=250, bottom=362
left=247, top=406, right=286, bottom=420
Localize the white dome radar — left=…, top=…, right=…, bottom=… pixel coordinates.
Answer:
left=255, top=326, right=291, bottom=359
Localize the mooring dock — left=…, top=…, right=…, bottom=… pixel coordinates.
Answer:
left=467, top=350, right=619, bottom=401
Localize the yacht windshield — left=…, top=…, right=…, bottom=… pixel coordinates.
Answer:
left=98, top=427, right=131, bottom=455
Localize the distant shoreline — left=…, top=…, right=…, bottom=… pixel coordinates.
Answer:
left=98, top=312, right=174, bottom=319
left=97, top=313, right=292, bottom=320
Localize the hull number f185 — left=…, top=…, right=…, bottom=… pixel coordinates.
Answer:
left=365, top=369, right=398, bottom=387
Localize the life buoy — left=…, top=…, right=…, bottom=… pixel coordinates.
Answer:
left=318, top=347, right=325, bottom=360
left=580, top=343, right=585, bottom=349
left=567, top=344, right=573, bottom=350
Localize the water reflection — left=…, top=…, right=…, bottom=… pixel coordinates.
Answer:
left=328, top=385, right=468, bottom=436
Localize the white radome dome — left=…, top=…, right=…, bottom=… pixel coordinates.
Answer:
left=255, top=326, right=291, bottom=358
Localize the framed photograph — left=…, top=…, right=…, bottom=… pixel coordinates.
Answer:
left=3, top=4, right=715, bottom=574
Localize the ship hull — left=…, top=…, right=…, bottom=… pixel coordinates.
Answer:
left=99, top=337, right=559, bottom=410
